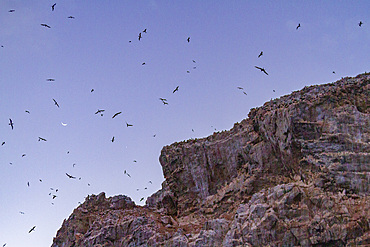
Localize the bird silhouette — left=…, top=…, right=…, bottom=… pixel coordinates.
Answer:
left=138, top=32, right=142, bottom=41
left=237, top=87, right=243, bottom=90
left=41, top=24, right=51, bottom=28
left=187, top=37, right=190, bottom=42
left=173, top=86, right=179, bottom=93
left=258, top=51, right=263, bottom=58
left=19, top=211, right=25, bottom=214
left=51, top=3, right=56, bottom=11
left=52, top=195, right=57, bottom=199
left=91, top=89, right=94, bottom=92
left=1, top=142, right=5, bottom=146
left=149, top=181, right=152, bottom=184
left=22, top=154, right=26, bottom=157
left=27, top=182, right=30, bottom=187
left=159, top=98, right=167, bottom=102
left=112, top=112, right=122, bottom=119
left=9, top=119, right=14, bottom=129
left=111, top=136, right=115, bottom=142
left=25, top=110, right=30, bottom=114
left=68, top=16, right=75, bottom=19
left=359, top=21, right=363, bottom=27
left=66, top=173, right=76, bottom=179
left=95, top=109, right=105, bottom=114
left=142, top=62, right=146, bottom=65
left=243, top=91, right=247, bottom=96
left=53, top=99, right=60, bottom=107
left=192, top=60, right=196, bottom=63
left=140, top=197, right=144, bottom=202
left=143, top=28, right=147, bottom=33
left=296, top=23, right=301, bottom=30
left=46, top=78, right=55, bottom=81
left=255, top=66, right=269, bottom=75
left=38, top=137, right=47, bottom=141
left=8, top=10, right=15, bottom=12
left=28, top=226, right=36, bottom=233
left=126, top=122, right=133, bottom=127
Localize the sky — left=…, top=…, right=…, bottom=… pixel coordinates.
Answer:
left=0, top=1, right=369, bottom=246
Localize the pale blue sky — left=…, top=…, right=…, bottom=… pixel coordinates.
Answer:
left=1, top=1, right=369, bottom=246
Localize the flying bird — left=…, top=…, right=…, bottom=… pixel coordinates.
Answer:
left=112, top=112, right=122, bottom=119
left=258, top=51, right=263, bottom=58
left=9, top=118, right=14, bottom=129
left=52, top=195, right=57, bottom=199
left=173, top=86, right=179, bottom=93
left=255, top=66, right=268, bottom=75
left=51, top=3, right=56, bottom=11
left=186, top=70, right=190, bottom=73
left=53, top=99, right=60, bottom=107
left=296, top=23, right=301, bottom=30
left=143, top=28, right=147, bottom=33
left=8, top=10, right=15, bottom=12
left=138, top=32, right=142, bottom=41
left=73, top=163, right=76, bottom=167
left=149, top=181, right=152, bottom=184
left=91, top=89, right=94, bottom=92
left=25, top=110, right=30, bottom=114
left=159, top=98, right=167, bottom=102
left=332, top=71, right=336, bottom=74
left=28, top=226, right=36, bottom=233
left=95, top=109, right=105, bottom=114
left=243, top=91, right=247, bottom=96
left=61, top=122, right=67, bottom=126
left=187, top=37, right=190, bottom=42
left=111, top=136, right=115, bottom=142
left=66, top=173, right=76, bottom=179
left=41, top=24, right=51, bottom=28
left=359, top=21, right=363, bottom=27
left=140, top=197, right=144, bottom=202
left=192, top=60, right=196, bottom=63
left=68, top=16, right=75, bottom=19
left=126, top=122, right=133, bottom=127
left=1, top=142, right=5, bottom=146
left=142, top=62, right=146, bottom=65
left=27, top=182, right=30, bottom=187
left=22, top=154, right=26, bottom=157
left=19, top=211, right=25, bottom=214
left=237, top=87, right=243, bottom=90
left=46, top=78, right=55, bottom=81
left=38, top=137, right=47, bottom=142
left=124, top=170, right=131, bottom=177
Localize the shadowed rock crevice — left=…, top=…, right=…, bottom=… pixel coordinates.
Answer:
left=52, top=73, right=370, bottom=247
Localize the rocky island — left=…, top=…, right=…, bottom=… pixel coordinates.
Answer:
left=52, top=73, right=369, bottom=246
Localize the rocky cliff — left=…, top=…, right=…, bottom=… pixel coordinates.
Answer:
left=52, top=73, right=370, bottom=246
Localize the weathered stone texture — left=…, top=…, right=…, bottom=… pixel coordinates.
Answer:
left=52, top=73, right=370, bottom=246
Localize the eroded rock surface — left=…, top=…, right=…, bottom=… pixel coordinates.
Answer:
left=52, top=73, right=370, bottom=246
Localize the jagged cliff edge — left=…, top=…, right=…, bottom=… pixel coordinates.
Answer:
left=52, top=73, right=370, bottom=246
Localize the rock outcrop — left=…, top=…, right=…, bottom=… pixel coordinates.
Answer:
left=52, top=73, right=370, bottom=246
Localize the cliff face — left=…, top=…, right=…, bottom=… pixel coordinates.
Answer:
left=52, top=73, right=370, bottom=247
